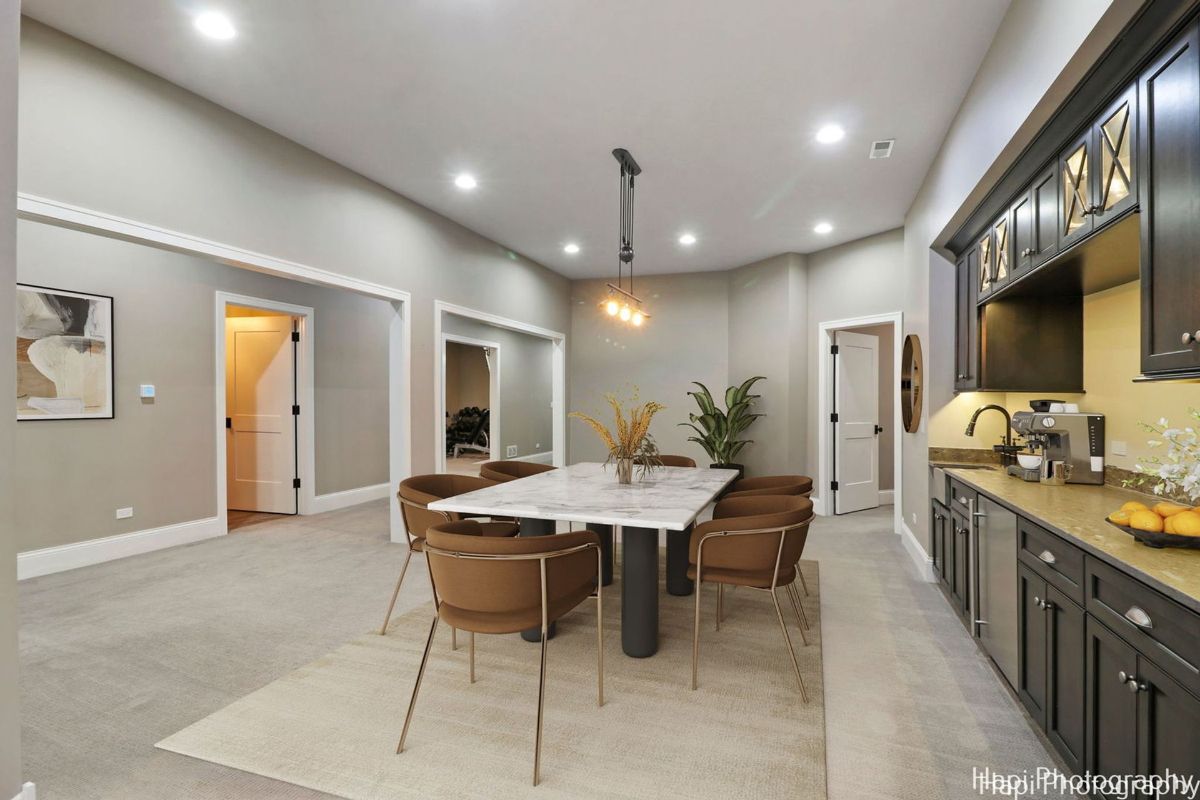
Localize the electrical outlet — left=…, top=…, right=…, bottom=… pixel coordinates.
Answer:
left=116, top=507, right=134, bottom=520
left=1112, top=440, right=1128, bottom=457
left=912, top=512, right=917, bottom=527
left=506, top=445, right=518, bottom=458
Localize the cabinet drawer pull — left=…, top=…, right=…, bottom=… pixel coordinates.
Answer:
left=958, top=496, right=969, bottom=506
left=1123, top=605, right=1153, bottom=630
left=1037, top=549, right=1057, bottom=565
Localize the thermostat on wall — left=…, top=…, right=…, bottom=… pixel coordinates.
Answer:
left=139, top=384, right=156, bottom=399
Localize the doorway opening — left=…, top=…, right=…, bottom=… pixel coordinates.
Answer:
left=216, top=294, right=314, bottom=532
left=442, top=335, right=500, bottom=476
left=817, top=313, right=902, bottom=534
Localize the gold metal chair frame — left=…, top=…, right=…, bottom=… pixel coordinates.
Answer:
left=397, top=539, right=605, bottom=787
left=691, top=519, right=814, bottom=703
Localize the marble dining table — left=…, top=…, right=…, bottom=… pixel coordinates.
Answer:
left=427, top=461, right=739, bottom=657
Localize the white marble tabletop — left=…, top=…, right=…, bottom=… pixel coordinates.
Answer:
left=428, top=462, right=739, bottom=530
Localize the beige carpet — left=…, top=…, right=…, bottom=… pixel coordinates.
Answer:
left=157, top=562, right=825, bottom=799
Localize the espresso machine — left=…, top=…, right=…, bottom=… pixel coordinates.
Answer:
left=1011, top=410, right=1106, bottom=485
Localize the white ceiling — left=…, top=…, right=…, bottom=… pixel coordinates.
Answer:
left=22, top=0, right=1009, bottom=278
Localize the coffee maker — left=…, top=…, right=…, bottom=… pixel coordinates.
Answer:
left=1011, top=411, right=1106, bottom=485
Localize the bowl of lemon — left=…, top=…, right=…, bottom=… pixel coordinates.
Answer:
left=1107, top=501, right=1200, bottom=549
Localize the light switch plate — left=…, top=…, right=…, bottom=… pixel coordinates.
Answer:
left=506, top=445, right=518, bottom=458
left=139, top=384, right=156, bottom=399
left=1112, top=440, right=1128, bottom=457
left=116, top=507, right=134, bottom=520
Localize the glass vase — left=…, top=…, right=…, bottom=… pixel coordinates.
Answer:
left=616, top=457, right=633, bottom=485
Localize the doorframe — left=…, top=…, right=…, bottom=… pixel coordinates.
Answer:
left=434, top=300, right=567, bottom=470
left=215, top=293, right=315, bottom=519
left=438, top=332, right=502, bottom=471
left=17, top=193, right=414, bottom=545
left=816, top=311, right=903, bottom=538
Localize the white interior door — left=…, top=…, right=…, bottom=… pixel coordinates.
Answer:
left=226, top=314, right=297, bottom=514
left=833, top=330, right=880, bottom=514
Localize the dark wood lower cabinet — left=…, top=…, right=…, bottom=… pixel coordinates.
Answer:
left=949, top=509, right=969, bottom=619
left=1019, top=566, right=1085, bottom=773
left=1135, top=656, right=1200, bottom=797
left=932, top=500, right=949, bottom=587
left=1086, top=617, right=1139, bottom=798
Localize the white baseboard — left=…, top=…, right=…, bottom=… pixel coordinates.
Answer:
left=509, top=451, right=554, bottom=464
left=308, top=482, right=391, bottom=515
left=15, top=782, right=36, bottom=800
left=900, top=521, right=936, bottom=583
left=17, top=517, right=223, bottom=580
left=811, top=495, right=828, bottom=516
left=878, top=489, right=895, bottom=505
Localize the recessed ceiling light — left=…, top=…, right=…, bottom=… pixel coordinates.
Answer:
left=813, top=221, right=834, bottom=234
left=678, top=233, right=697, bottom=246
left=454, top=173, right=477, bottom=190
left=563, top=243, right=580, bottom=254
left=194, top=11, right=236, bottom=40
left=815, top=124, right=845, bottom=144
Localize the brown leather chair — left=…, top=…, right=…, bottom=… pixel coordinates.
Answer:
left=635, top=454, right=698, bottom=468
left=687, top=494, right=814, bottom=701
left=380, top=474, right=518, bottom=636
left=479, top=460, right=556, bottom=482
left=397, top=521, right=604, bottom=786
left=723, top=474, right=814, bottom=499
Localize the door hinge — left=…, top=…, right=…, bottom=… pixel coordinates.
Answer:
left=292, top=404, right=300, bottom=416
left=830, top=412, right=839, bottom=423
left=291, top=330, right=300, bottom=342
left=830, top=344, right=839, bottom=355
left=830, top=480, right=839, bottom=491
left=225, top=417, right=232, bottom=429
left=292, top=478, right=301, bottom=489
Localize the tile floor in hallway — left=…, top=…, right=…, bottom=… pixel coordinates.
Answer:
left=18, top=499, right=1076, bottom=799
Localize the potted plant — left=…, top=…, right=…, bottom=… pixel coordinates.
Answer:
left=570, top=392, right=666, bottom=484
left=679, top=376, right=765, bottom=477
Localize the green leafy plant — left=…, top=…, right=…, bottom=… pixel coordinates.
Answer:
left=679, top=376, right=765, bottom=465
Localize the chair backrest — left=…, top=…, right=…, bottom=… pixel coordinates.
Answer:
left=636, top=454, right=697, bottom=468
left=398, top=474, right=496, bottom=542
left=425, top=524, right=600, bottom=633
left=727, top=474, right=812, bottom=496
left=479, top=461, right=556, bottom=483
left=690, top=495, right=813, bottom=576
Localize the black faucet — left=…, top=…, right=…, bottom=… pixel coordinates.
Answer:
left=965, top=404, right=1013, bottom=448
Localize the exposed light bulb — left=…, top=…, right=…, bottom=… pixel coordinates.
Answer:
left=631, top=310, right=644, bottom=327
left=605, top=299, right=620, bottom=316
left=619, top=305, right=632, bottom=322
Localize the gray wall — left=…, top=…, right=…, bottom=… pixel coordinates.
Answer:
left=442, top=314, right=552, bottom=459
left=16, top=221, right=392, bottom=552
left=1, top=2, right=21, bottom=793
left=18, top=20, right=571, bottom=477
left=569, top=272, right=730, bottom=465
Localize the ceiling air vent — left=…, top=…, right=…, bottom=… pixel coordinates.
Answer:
left=869, top=139, right=895, bottom=159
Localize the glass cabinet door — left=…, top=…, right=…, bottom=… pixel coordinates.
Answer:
left=1094, top=86, right=1136, bottom=222
left=978, top=232, right=993, bottom=295
left=1060, top=134, right=1093, bottom=247
left=992, top=215, right=1010, bottom=288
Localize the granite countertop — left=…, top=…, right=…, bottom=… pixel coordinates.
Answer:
left=943, top=466, right=1200, bottom=614
left=428, top=462, right=739, bottom=530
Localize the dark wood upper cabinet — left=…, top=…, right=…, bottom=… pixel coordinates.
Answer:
left=976, top=229, right=995, bottom=298
left=1059, top=130, right=1095, bottom=249
left=1030, top=165, right=1060, bottom=269
left=1138, top=21, right=1200, bottom=377
left=1010, top=188, right=1035, bottom=277
left=988, top=212, right=1012, bottom=295
left=1093, top=84, right=1138, bottom=226
left=954, top=247, right=979, bottom=391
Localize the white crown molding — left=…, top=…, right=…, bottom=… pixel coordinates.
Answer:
left=901, top=521, right=936, bottom=583
left=17, top=518, right=223, bottom=580
left=309, top=483, right=392, bottom=515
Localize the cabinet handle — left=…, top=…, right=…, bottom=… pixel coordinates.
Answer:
left=1183, top=332, right=1196, bottom=346
left=1123, top=606, right=1153, bottom=630
left=1037, top=549, right=1057, bottom=565
left=1127, top=678, right=1148, bottom=694
left=957, top=373, right=967, bottom=380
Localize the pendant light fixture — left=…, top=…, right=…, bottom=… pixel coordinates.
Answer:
left=603, top=148, right=649, bottom=327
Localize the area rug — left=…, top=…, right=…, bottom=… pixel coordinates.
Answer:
left=157, top=562, right=826, bottom=799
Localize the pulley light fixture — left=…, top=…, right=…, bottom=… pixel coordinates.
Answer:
left=602, top=148, right=649, bottom=327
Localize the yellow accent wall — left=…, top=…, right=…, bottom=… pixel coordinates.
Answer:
left=931, top=280, right=1199, bottom=469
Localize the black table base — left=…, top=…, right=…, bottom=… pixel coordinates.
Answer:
left=620, top=525, right=659, bottom=657
left=666, top=523, right=694, bottom=596
left=518, top=517, right=557, bottom=642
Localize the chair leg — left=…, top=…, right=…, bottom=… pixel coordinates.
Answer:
left=771, top=589, right=809, bottom=703
left=596, top=588, right=604, bottom=707
left=396, top=614, right=439, bottom=753
left=451, top=627, right=457, bottom=651
left=716, top=584, right=723, bottom=631
left=533, top=631, right=549, bottom=786
left=785, top=583, right=810, bottom=646
left=799, top=569, right=810, bottom=597
left=691, top=580, right=703, bottom=690
left=379, top=548, right=413, bottom=636
left=791, top=583, right=812, bottom=631
left=469, top=632, right=475, bottom=683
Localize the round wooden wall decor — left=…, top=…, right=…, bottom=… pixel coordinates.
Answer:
left=901, top=334, right=923, bottom=434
